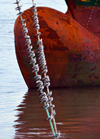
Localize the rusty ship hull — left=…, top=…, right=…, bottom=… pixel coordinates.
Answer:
left=14, top=1, right=100, bottom=88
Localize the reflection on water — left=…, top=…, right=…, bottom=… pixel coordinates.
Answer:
left=1, top=0, right=100, bottom=139
left=14, top=88, right=100, bottom=139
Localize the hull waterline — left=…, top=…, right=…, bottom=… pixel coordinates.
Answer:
left=14, top=7, right=100, bottom=88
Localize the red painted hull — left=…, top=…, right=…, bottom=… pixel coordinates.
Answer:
left=14, top=7, right=100, bottom=88
left=66, top=0, right=100, bottom=38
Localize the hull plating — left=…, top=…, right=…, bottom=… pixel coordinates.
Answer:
left=14, top=7, right=100, bottom=88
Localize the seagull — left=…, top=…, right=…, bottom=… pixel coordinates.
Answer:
left=20, top=19, right=25, bottom=23
left=38, top=53, right=45, bottom=60
left=33, top=19, right=39, bottom=25
left=21, top=23, right=26, bottom=28
left=22, top=28, right=28, bottom=34
left=43, top=80, right=50, bottom=86
left=34, top=24, right=40, bottom=29
left=47, top=91, right=52, bottom=97
left=52, top=132, right=61, bottom=139
left=14, top=1, right=19, bottom=4
left=39, top=92, right=46, bottom=97
left=36, top=80, right=43, bottom=88
left=45, top=110, right=56, bottom=121
left=43, top=103, right=49, bottom=109
left=26, top=45, right=32, bottom=51
left=37, top=85, right=44, bottom=91
left=48, top=104, right=55, bottom=109
left=15, top=5, right=22, bottom=11
left=48, top=97, right=53, bottom=102
left=37, top=39, right=43, bottom=45
left=32, top=12, right=38, bottom=17
left=25, top=39, right=31, bottom=45
left=34, top=26, right=40, bottom=31
left=39, top=61, right=46, bottom=67
left=28, top=51, right=35, bottom=58
left=30, top=58, right=36, bottom=65
left=45, top=114, right=54, bottom=121
left=41, top=95, right=48, bottom=101
left=41, top=66, right=47, bottom=71
left=31, top=4, right=36, bottom=9
left=35, top=32, right=41, bottom=37
left=40, top=96, right=48, bottom=103
left=34, top=75, right=41, bottom=82
left=31, top=4, right=37, bottom=12
left=32, top=7, right=37, bottom=13
left=24, top=35, right=30, bottom=39
left=52, top=110, right=56, bottom=116
left=38, top=56, right=45, bottom=63
left=37, top=48, right=43, bottom=54
left=33, top=17, right=38, bottom=22
left=43, top=75, right=50, bottom=81
left=17, top=12, right=23, bottom=15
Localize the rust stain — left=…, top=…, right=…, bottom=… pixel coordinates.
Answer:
left=14, top=6, right=100, bottom=88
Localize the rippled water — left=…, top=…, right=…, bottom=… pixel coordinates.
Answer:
left=14, top=88, right=100, bottom=139
left=0, top=0, right=100, bottom=139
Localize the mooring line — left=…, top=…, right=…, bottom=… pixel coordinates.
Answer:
left=14, top=1, right=60, bottom=138
left=31, top=2, right=58, bottom=135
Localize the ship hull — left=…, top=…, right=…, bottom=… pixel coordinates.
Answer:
left=14, top=7, right=100, bottom=88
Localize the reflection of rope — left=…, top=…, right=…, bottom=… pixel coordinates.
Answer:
left=14, top=0, right=60, bottom=138
left=86, top=6, right=95, bottom=29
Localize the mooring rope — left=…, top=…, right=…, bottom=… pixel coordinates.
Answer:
left=31, top=0, right=58, bottom=135
left=14, top=0, right=60, bottom=138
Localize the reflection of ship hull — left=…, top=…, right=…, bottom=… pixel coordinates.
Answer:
left=14, top=88, right=100, bottom=138
left=14, top=7, right=100, bottom=88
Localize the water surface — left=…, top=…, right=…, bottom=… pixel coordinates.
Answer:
left=0, top=0, right=100, bottom=139
left=14, top=88, right=100, bottom=139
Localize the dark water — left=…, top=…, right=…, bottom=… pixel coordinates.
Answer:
left=0, top=0, right=100, bottom=139
left=13, top=88, right=100, bottom=139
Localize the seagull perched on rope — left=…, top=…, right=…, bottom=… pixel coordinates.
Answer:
left=48, top=97, right=53, bottom=103
left=39, top=92, right=46, bottom=97
left=45, top=110, right=56, bottom=121
left=47, top=91, right=52, bottom=97
left=43, top=103, right=49, bottom=109
left=40, top=95, right=48, bottom=103
left=48, top=104, right=55, bottom=109
left=52, top=131, right=61, bottom=139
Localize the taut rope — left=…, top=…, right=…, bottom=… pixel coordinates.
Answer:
left=14, top=0, right=60, bottom=138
